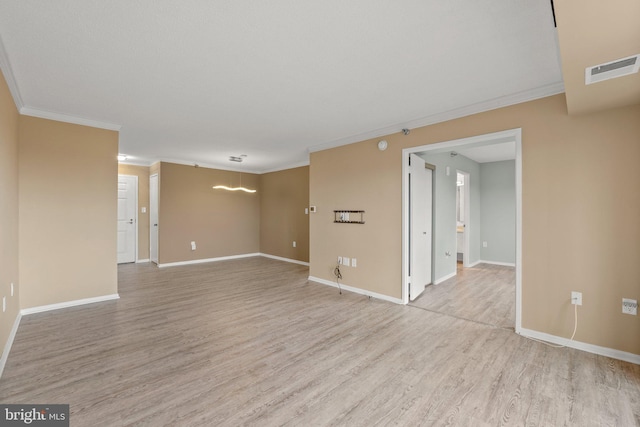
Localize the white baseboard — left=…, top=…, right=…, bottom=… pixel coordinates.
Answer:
left=435, top=271, right=457, bottom=285
left=0, top=312, right=22, bottom=379
left=136, top=259, right=150, bottom=263
left=478, top=260, right=516, bottom=267
left=20, top=294, right=120, bottom=316
left=467, top=260, right=482, bottom=268
left=308, top=276, right=403, bottom=305
left=260, top=253, right=309, bottom=266
left=519, top=328, right=640, bottom=365
left=158, top=253, right=261, bottom=268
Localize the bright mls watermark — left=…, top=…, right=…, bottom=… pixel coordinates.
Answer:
left=0, top=405, right=69, bottom=426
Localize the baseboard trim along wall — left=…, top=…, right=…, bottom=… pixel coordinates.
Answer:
left=478, top=260, right=516, bottom=267
left=308, top=276, right=403, bottom=305
left=260, top=253, right=310, bottom=266
left=136, top=259, right=150, bottom=263
left=20, top=294, right=120, bottom=316
left=519, top=328, right=640, bottom=365
left=158, top=253, right=311, bottom=268
left=435, top=271, right=457, bottom=285
left=0, top=313, right=22, bottom=379
left=157, top=253, right=262, bottom=268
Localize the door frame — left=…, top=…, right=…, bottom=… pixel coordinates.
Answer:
left=456, top=170, right=471, bottom=267
left=149, top=173, right=159, bottom=264
left=117, top=174, right=139, bottom=263
left=401, top=128, right=522, bottom=333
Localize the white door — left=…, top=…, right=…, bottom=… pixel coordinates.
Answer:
left=117, top=175, right=137, bottom=264
left=409, top=154, right=432, bottom=301
left=149, top=174, right=159, bottom=264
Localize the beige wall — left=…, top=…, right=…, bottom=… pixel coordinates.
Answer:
left=19, top=116, right=118, bottom=309
left=260, top=166, right=309, bottom=262
left=310, top=94, right=640, bottom=354
left=0, top=70, right=20, bottom=356
left=118, top=164, right=150, bottom=261
left=158, top=162, right=260, bottom=264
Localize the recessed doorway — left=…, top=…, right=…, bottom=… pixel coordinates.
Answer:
left=402, top=128, right=522, bottom=332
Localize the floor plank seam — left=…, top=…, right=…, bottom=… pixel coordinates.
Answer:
left=407, top=304, right=514, bottom=331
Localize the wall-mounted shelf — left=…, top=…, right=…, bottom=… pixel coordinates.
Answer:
left=334, top=210, right=365, bottom=224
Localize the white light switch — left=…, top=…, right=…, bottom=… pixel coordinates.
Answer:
left=305, top=208, right=309, bottom=215
left=293, top=241, right=296, bottom=248
left=141, top=207, right=147, bottom=213
left=191, top=241, right=196, bottom=251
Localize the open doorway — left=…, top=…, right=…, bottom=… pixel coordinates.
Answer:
left=402, top=128, right=522, bottom=332
left=455, top=170, right=470, bottom=268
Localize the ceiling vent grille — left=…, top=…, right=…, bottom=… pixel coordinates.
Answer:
left=228, top=156, right=243, bottom=162
left=585, top=54, right=640, bottom=85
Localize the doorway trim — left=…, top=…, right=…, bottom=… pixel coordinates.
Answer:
left=401, top=128, right=522, bottom=333
left=456, top=170, right=471, bottom=267
left=149, top=173, right=159, bottom=264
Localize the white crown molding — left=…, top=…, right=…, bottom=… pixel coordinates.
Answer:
left=157, top=158, right=265, bottom=174
left=20, top=294, right=120, bottom=316
left=309, top=81, right=565, bottom=153
left=20, top=107, right=121, bottom=131
left=118, top=160, right=154, bottom=167
left=0, top=312, right=22, bottom=379
left=155, top=157, right=310, bottom=175
left=258, top=160, right=310, bottom=174
left=308, top=276, right=403, bottom=305
left=0, top=35, right=24, bottom=110
left=519, top=328, right=640, bottom=365
left=260, top=253, right=309, bottom=266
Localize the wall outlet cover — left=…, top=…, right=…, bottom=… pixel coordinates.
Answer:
left=623, top=298, right=637, bottom=315
left=571, top=291, right=582, bottom=306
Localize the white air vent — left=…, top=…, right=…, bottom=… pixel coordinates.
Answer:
left=585, top=54, right=640, bottom=85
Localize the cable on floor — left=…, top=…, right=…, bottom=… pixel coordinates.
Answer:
left=525, top=303, right=578, bottom=348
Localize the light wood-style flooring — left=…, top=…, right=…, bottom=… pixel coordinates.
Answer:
left=410, top=262, right=516, bottom=329
left=1, top=257, right=639, bottom=426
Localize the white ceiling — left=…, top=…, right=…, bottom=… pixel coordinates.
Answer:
left=0, top=1, right=563, bottom=173
left=455, top=141, right=516, bottom=163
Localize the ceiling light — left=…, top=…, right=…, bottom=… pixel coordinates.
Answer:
left=212, top=185, right=256, bottom=193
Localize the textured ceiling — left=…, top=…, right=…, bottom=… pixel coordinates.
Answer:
left=0, top=1, right=563, bottom=172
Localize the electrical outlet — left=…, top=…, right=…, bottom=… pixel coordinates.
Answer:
left=623, top=298, right=637, bottom=315
left=343, top=257, right=350, bottom=267
left=571, top=291, right=582, bottom=306
left=292, top=241, right=296, bottom=248
left=190, top=241, right=196, bottom=251
left=483, top=241, right=488, bottom=248
left=352, top=258, right=357, bottom=268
